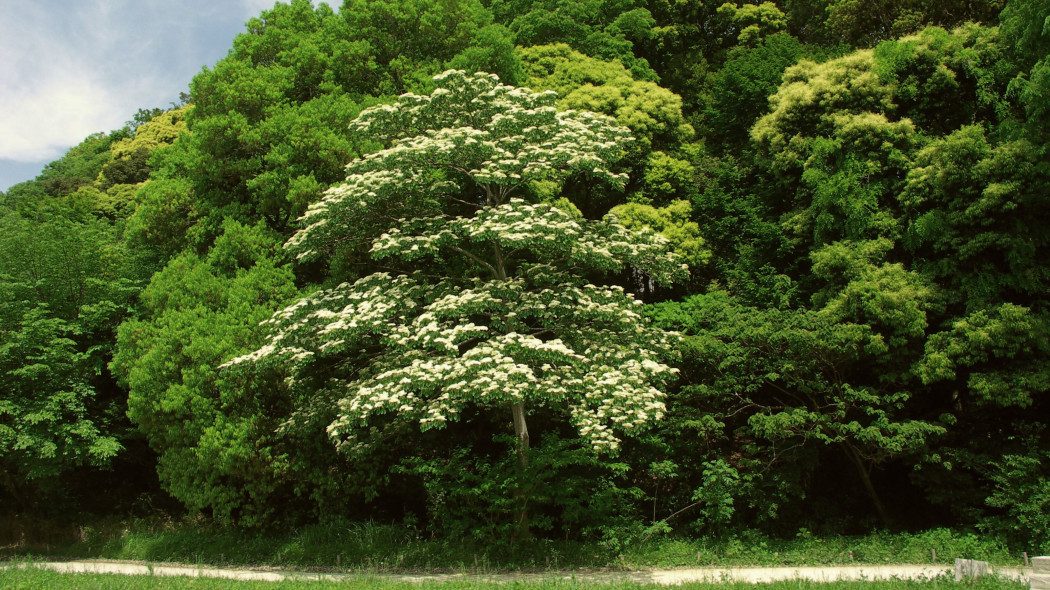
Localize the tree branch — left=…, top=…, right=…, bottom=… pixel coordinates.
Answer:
left=447, top=244, right=497, bottom=277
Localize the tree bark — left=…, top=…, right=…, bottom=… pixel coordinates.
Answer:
left=842, top=443, right=895, bottom=529
left=511, top=402, right=530, bottom=467
left=511, top=401, right=530, bottom=540
left=493, top=226, right=529, bottom=538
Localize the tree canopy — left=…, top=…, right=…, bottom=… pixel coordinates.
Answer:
left=6, top=0, right=1050, bottom=552
left=225, top=71, right=685, bottom=532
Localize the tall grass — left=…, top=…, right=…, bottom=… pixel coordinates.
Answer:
left=0, top=515, right=1024, bottom=572
left=626, top=528, right=1017, bottom=568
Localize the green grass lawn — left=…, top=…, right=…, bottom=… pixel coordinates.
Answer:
left=0, top=566, right=1033, bottom=590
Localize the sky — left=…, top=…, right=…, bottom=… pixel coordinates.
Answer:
left=0, top=0, right=281, bottom=192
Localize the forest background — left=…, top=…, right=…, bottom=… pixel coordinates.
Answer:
left=2, top=0, right=1049, bottom=557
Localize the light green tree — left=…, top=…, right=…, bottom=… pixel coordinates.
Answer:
left=610, top=200, right=710, bottom=268
left=111, top=220, right=300, bottom=525
left=518, top=43, right=698, bottom=212
left=97, top=106, right=190, bottom=191
left=519, top=43, right=694, bottom=154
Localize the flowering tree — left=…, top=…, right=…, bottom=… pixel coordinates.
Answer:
left=226, top=70, right=685, bottom=530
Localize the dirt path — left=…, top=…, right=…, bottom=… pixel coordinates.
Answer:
left=9, top=560, right=1034, bottom=585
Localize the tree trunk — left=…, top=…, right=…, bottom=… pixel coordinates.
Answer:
left=842, top=443, right=895, bottom=529
left=493, top=235, right=530, bottom=539
left=1, top=468, right=24, bottom=513
left=511, top=401, right=530, bottom=540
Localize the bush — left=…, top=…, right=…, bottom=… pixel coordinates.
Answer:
left=983, top=449, right=1050, bottom=554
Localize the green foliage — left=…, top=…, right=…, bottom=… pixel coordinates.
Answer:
left=639, top=151, right=697, bottom=204
left=872, top=26, right=1009, bottom=135
left=609, top=200, right=710, bottom=267
left=643, top=0, right=795, bottom=104
left=122, top=175, right=198, bottom=263
left=4, top=518, right=1022, bottom=572
left=0, top=211, right=120, bottom=320
left=518, top=44, right=696, bottom=210
left=716, top=2, right=787, bottom=46
left=0, top=310, right=121, bottom=502
left=448, top=24, right=525, bottom=85
left=1000, top=1, right=1050, bottom=142
left=30, top=133, right=124, bottom=203
left=810, top=239, right=936, bottom=356
left=97, top=106, right=190, bottom=190
left=917, top=305, right=1050, bottom=408
left=340, top=0, right=502, bottom=88
left=691, top=459, right=743, bottom=527
left=983, top=438, right=1050, bottom=553
left=825, top=0, right=1004, bottom=48
left=702, top=33, right=842, bottom=148
left=520, top=44, right=693, bottom=153
left=186, top=49, right=365, bottom=238
left=900, top=126, right=1050, bottom=308
left=651, top=291, right=945, bottom=528
left=112, top=221, right=300, bottom=525
left=493, top=0, right=658, bottom=80
left=751, top=50, right=917, bottom=245
left=725, top=16, right=1050, bottom=534
left=0, top=173, right=142, bottom=511
left=399, top=433, right=635, bottom=541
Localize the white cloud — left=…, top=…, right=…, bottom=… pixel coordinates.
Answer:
left=0, top=78, right=119, bottom=162
left=0, top=4, right=116, bottom=161
left=242, top=0, right=283, bottom=14
left=0, top=0, right=284, bottom=167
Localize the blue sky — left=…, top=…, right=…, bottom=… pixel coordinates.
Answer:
left=0, top=0, right=280, bottom=192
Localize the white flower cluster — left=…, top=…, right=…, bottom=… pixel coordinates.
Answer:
left=370, top=215, right=461, bottom=261
left=222, top=273, right=423, bottom=368
left=226, top=70, right=684, bottom=455
left=324, top=324, right=671, bottom=453
left=284, top=71, right=637, bottom=262
left=284, top=168, right=437, bottom=261
left=464, top=199, right=578, bottom=243
left=230, top=264, right=680, bottom=453
left=365, top=198, right=687, bottom=290
left=570, top=359, right=671, bottom=452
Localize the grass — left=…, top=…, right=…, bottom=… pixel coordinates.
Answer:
left=0, top=516, right=1024, bottom=574
left=624, top=529, right=1019, bottom=568
left=0, top=566, right=1033, bottom=590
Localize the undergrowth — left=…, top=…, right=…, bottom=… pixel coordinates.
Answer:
left=0, top=515, right=1027, bottom=572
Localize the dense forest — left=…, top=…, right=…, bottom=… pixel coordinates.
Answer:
left=2, top=0, right=1048, bottom=553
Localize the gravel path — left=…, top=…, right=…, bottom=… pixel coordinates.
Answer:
left=9, top=560, right=1034, bottom=585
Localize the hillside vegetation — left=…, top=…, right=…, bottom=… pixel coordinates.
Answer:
left=1, top=0, right=1048, bottom=556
